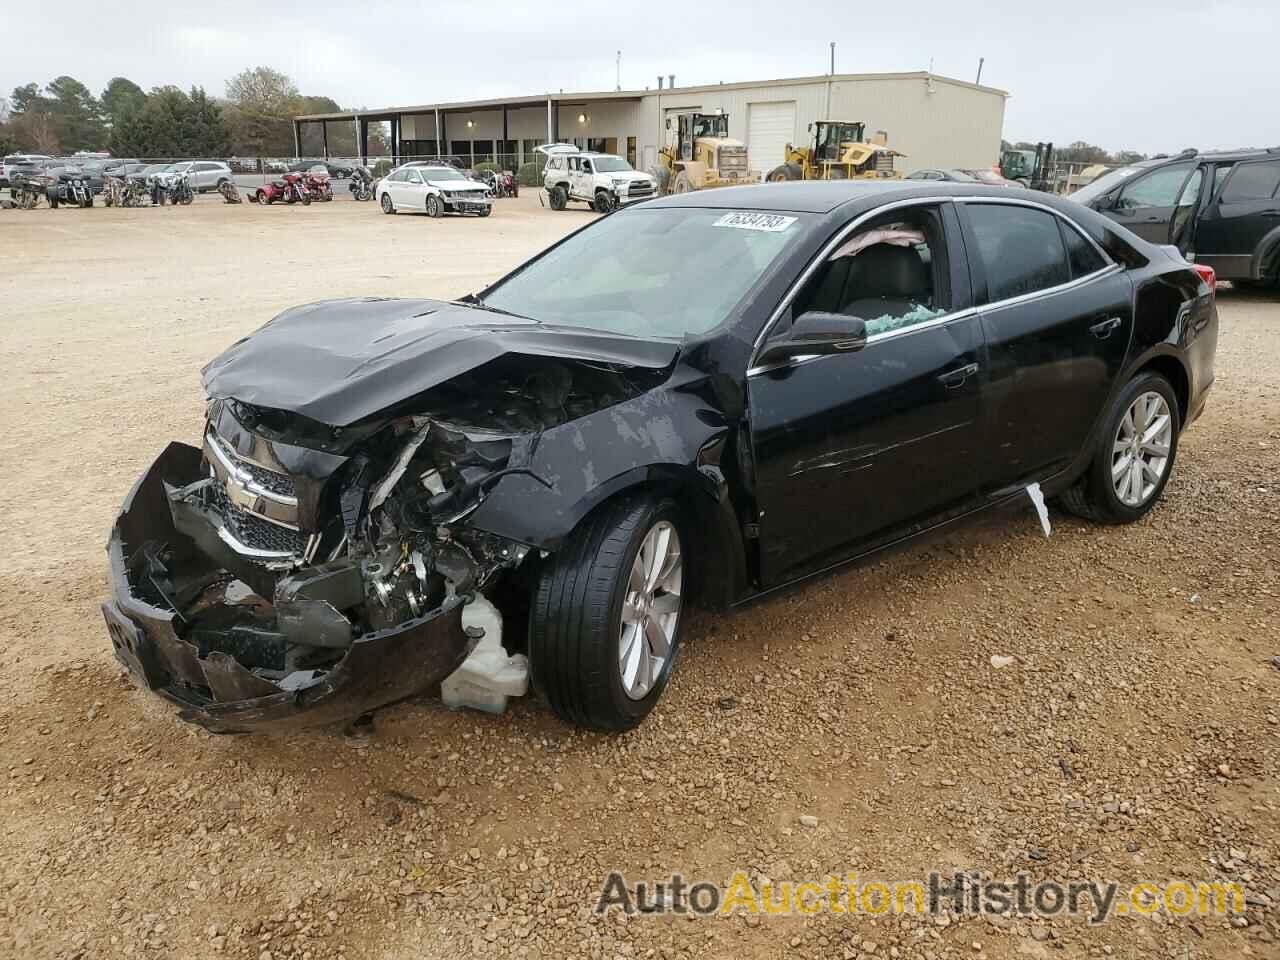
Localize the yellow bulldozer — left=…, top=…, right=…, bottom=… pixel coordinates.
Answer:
left=767, top=121, right=905, bottom=181
left=654, top=112, right=755, bottom=194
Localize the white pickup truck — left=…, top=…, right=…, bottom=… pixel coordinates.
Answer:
left=538, top=144, right=656, bottom=212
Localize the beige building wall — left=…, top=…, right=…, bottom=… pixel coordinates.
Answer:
left=635, top=73, right=1006, bottom=175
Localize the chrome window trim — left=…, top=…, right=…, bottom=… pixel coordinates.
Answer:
left=953, top=194, right=1114, bottom=267
left=747, top=193, right=1122, bottom=378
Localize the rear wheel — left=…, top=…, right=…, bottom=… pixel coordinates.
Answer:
left=672, top=171, right=694, bottom=193
left=257, top=189, right=270, bottom=205
left=530, top=495, right=686, bottom=732
left=549, top=186, right=567, bottom=210
left=767, top=163, right=800, bottom=182
left=1058, top=372, right=1180, bottom=524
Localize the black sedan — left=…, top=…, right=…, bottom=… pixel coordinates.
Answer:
left=103, top=182, right=1217, bottom=734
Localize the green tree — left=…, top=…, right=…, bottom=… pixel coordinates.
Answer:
left=101, top=77, right=146, bottom=128
left=10, top=83, right=43, bottom=114
left=45, top=75, right=105, bottom=150
left=110, top=86, right=230, bottom=159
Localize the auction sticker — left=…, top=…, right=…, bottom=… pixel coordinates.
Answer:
left=713, top=212, right=797, bottom=232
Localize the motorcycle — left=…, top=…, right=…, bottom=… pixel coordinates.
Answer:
left=348, top=165, right=375, bottom=201
left=148, top=170, right=194, bottom=206
left=253, top=172, right=311, bottom=205
left=10, top=172, right=50, bottom=209
left=303, top=170, right=333, bottom=202
left=218, top=179, right=244, bottom=204
left=48, top=168, right=94, bottom=208
left=480, top=168, right=518, bottom=199
left=497, top=168, right=518, bottom=198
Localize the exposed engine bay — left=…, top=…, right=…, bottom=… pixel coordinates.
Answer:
left=104, top=349, right=669, bottom=732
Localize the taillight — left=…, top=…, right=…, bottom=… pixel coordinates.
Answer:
left=1192, top=263, right=1216, bottom=293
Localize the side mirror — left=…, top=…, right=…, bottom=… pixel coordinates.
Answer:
left=757, top=311, right=868, bottom=367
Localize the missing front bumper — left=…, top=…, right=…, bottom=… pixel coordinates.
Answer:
left=103, top=442, right=474, bottom=733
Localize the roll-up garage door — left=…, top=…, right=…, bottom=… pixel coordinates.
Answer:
left=748, top=101, right=797, bottom=175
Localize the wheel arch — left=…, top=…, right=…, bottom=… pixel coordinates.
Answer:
left=1252, top=226, right=1280, bottom=280
left=1131, top=350, right=1190, bottom=428
left=501, top=464, right=747, bottom=612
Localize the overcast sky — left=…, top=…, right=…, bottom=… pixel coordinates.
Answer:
left=6, top=0, right=1277, bottom=154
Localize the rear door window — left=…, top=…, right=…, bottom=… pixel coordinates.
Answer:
left=966, top=204, right=1070, bottom=302
left=1059, top=220, right=1108, bottom=278
left=1221, top=160, right=1280, bottom=201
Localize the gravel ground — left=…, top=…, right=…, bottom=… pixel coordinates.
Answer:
left=0, top=197, right=1277, bottom=960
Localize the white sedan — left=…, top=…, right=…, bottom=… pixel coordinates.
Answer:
left=376, top=164, right=493, bottom=218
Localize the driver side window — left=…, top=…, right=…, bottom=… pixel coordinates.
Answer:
left=792, top=205, right=951, bottom=338
left=1116, top=163, right=1192, bottom=210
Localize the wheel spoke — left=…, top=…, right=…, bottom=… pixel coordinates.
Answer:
left=1141, top=459, right=1162, bottom=485
left=650, top=593, right=681, bottom=617
left=621, top=597, right=643, bottom=625
left=644, top=527, right=671, bottom=593
left=644, top=614, right=671, bottom=661
left=1129, top=460, right=1143, bottom=503
left=627, top=558, right=646, bottom=596
left=655, top=544, right=682, bottom=591
left=1141, top=414, right=1170, bottom=446
left=1140, top=440, right=1170, bottom=457
left=1119, top=409, right=1136, bottom=440
left=620, top=624, right=643, bottom=691
left=1112, top=454, right=1133, bottom=481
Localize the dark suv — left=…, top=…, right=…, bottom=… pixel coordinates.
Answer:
left=1071, top=147, right=1280, bottom=288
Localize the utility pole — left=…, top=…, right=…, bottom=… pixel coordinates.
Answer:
left=975, top=56, right=985, bottom=85
left=830, top=41, right=836, bottom=75
left=616, top=51, right=622, bottom=91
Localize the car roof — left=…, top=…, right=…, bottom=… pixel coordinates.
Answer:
left=1135, top=147, right=1280, bottom=168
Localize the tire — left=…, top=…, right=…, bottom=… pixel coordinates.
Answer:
left=529, top=495, right=687, bottom=732
left=767, top=164, right=799, bottom=182
left=180, top=193, right=192, bottom=205
left=426, top=194, right=443, bottom=218
left=380, top=192, right=394, bottom=214
left=593, top=190, right=615, bottom=214
left=85, top=196, right=94, bottom=207
left=549, top=186, right=568, bottom=211
left=672, top=171, right=693, bottom=193
left=216, top=178, right=229, bottom=193
left=301, top=193, right=311, bottom=206
left=478, top=204, right=492, bottom=217
left=257, top=189, right=271, bottom=205
left=1058, top=372, right=1181, bottom=524
left=50, top=196, right=59, bottom=209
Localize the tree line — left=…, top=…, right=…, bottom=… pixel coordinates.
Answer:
left=1003, top=139, right=1149, bottom=166
left=0, top=67, right=385, bottom=159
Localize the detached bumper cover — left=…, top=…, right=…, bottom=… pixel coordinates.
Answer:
left=103, top=442, right=472, bottom=733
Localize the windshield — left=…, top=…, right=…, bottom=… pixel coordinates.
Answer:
left=421, top=167, right=466, bottom=181
left=1070, top=165, right=1144, bottom=204
left=592, top=157, right=633, bottom=173
left=946, top=169, right=979, bottom=181
left=482, top=207, right=806, bottom=339
left=691, top=115, right=729, bottom=138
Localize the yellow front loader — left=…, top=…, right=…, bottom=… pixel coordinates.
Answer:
left=654, top=112, right=755, bottom=194
left=767, top=121, right=905, bottom=181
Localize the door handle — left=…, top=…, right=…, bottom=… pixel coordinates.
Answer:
left=1090, top=316, right=1123, bottom=339
left=937, top=362, right=979, bottom=388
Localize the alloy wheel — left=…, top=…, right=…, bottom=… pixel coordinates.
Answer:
left=1112, top=391, right=1173, bottom=507
left=618, top=521, right=682, bottom=700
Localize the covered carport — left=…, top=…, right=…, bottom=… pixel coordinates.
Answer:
left=293, top=91, right=645, bottom=167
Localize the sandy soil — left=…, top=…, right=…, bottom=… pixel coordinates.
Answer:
left=0, top=196, right=1277, bottom=960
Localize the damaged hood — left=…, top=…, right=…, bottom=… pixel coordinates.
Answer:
left=201, top=298, right=680, bottom=427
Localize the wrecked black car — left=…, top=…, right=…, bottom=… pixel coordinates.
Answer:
left=106, top=182, right=1217, bottom=733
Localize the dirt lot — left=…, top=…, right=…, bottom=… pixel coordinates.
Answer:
left=1, top=197, right=1278, bottom=960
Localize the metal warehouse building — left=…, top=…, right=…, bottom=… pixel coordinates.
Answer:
left=294, top=71, right=1008, bottom=176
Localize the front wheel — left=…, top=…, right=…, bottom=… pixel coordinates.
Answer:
left=672, top=170, right=694, bottom=193
left=257, top=189, right=271, bottom=205
left=380, top=192, right=394, bottom=214
left=478, top=204, right=492, bottom=217
left=426, top=194, right=443, bottom=218
left=1058, top=372, right=1180, bottom=524
left=530, top=495, right=686, bottom=732
left=593, top=191, right=615, bottom=214
left=767, top=163, right=799, bottom=182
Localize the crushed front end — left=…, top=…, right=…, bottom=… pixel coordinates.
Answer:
left=104, top=397, right=538, bottom=733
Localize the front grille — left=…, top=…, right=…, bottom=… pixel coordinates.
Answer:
left=718, top=148, right=748, bottom=173
left=209, top=484, right=306, bottom=556
left=238, top=459, right=294, bottom=497
left=627, top=182, right=654, bottom=195
left=450, top=190, right=487, bottom=202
